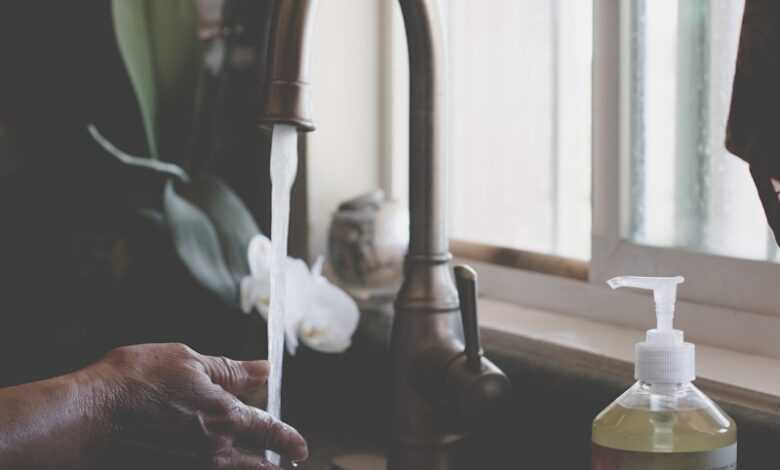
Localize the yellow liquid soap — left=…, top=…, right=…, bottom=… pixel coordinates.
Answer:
left=593, top=404, right=736, bottom=452
left=591, top=382, right=737, bottom=470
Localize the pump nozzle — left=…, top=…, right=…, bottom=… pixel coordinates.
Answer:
left=607, top=276, right=684, bottom=332
left=607, top=275, right=694, bottom=383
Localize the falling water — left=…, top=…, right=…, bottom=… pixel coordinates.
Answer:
left=267, top=124, right=298, bottom=465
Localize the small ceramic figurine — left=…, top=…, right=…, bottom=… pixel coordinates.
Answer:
left=327, top=190, right=409, bottom=301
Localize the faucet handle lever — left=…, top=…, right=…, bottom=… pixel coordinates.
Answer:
left=454, top=264, right=482, bottom=373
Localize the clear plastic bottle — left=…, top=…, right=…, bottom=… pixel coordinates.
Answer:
left=591, top=276, right=737, bottom=470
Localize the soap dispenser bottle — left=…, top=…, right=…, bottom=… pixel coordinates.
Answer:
left=591, top=276, right=737, bottom=470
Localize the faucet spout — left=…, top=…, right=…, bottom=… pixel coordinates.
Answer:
left=260, top=0, right=318, bottom=131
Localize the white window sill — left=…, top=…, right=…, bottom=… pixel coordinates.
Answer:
left=479, top=296, right=780, bottom=410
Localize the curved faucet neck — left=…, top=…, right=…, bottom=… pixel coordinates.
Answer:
left=398, top=0, right=449, bottom=259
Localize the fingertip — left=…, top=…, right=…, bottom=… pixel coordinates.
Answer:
left=272, top=421, right=308, bottom=462
left=286, top=425, right=309, bottom=462
left=234, top=406, right=308, bottom=462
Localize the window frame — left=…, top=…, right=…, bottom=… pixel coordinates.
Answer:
left=382, top=0, right=780, bottom=359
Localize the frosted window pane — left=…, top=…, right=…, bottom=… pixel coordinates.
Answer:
left=628, top=0, right=778, bottom=262
left=447, top=0, right=592, bottom=260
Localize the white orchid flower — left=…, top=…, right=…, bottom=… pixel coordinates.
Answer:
left=240, top=234, right=360, bottom=355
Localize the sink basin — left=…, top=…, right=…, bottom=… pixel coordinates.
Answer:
left=295, top=430, right=385, bottom=470
left=330, top=454, right=387, bottom=470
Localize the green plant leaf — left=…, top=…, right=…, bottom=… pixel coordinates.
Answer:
left=87, top=124, right=188, bottom=211
left=89, top=126, right=259, bottom=307
left=112, top=0, right=202, bottom=163
left=163, top=177, right=261, bottom=306
left=164, top=180, right=236, bottom=306
left=88, top=125, right=190, bottom=182
left=178, top=175, right=260, bottom=279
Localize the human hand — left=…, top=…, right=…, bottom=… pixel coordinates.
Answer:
left=93, top=343, right=307, bottom=469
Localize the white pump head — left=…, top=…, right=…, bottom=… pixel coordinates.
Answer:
left=608, top=275, right=695, bottom=384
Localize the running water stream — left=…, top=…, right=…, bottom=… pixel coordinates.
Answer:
left=267, top=124, right=298, bottom=465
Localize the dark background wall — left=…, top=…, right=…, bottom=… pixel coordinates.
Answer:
left=0, top=0, right=275, bottom=385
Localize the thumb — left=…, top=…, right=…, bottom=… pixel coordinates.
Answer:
left=198, top=355, right=269, bottom=396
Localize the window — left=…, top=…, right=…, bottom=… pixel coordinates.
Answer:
left=384, top=0, right=780, bottom=359
left=626, top=0, right=777, bottom=262
left=591, top=0, right=780, bottom=321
